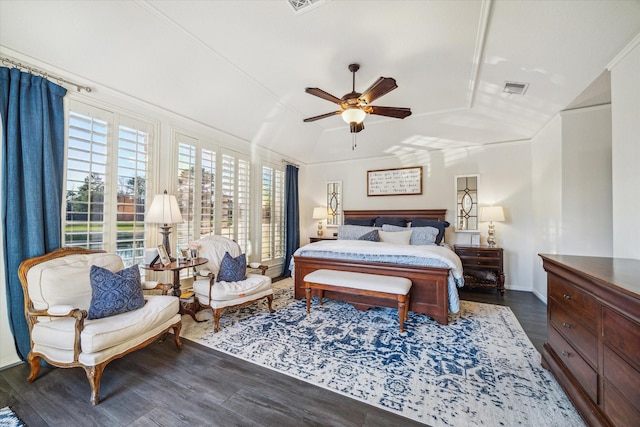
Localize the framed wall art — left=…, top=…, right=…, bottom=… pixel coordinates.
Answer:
left=367, top=166, right=422, bottom=196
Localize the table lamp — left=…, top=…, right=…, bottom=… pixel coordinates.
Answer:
left=312, top=206, right=328, bottom=236
left=146, top=190, right=184, bottom=258
left=480, top=206, right=505, bottom=247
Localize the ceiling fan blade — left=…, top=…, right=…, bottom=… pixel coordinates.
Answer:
left=368, top=106, right=412, bottom=119
left=303, top=111, right=342, bottom=122
left=350, top=122, right=365, bottom=133
left=359, top=77, right=398, bottom=105
left=305, top=87, right=343, bottom=105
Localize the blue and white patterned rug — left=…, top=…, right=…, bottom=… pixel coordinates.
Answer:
left=181, top=279, right=584, bottom=427
left=0, top=406, right=27, bottom=427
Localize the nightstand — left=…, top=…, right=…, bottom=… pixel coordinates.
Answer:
left=454, top=245, right=505, bottom=295
left=309, top=236, right=337, bottom=243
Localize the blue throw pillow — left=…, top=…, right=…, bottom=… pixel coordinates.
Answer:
left=358, top=229, right=380, bottom=242
left=410, top=219, right=450, bottom=244
left=88, top=265, right=145, bottom=320
left=217, top=252, right=247, bottom=282
left=374, top=217, right=408, bottom=227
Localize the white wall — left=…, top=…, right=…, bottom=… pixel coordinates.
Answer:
left=531, top=105, right=613, bottom=302
left=611, top=41, right=640, bottom=259
left=304, top=141, right=534, bottom=292
left=531, top=116, right=563, bottom=300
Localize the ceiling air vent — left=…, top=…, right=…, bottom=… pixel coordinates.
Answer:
left=286, top=0, right=327, bottom=14
left=503, top=81, right=529, bottom=95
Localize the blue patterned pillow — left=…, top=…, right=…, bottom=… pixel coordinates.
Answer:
left=358, top=229, right=380, bottom=242
left=88, top=265, right=145, bottom=320
left=217, top=252, right=247, bottom=282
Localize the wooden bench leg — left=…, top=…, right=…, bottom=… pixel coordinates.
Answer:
left=318, top=289, right=324, bottom=306
left=398, top=294, right=408, bottom=333
left=305, top=284, right=311, bottom=314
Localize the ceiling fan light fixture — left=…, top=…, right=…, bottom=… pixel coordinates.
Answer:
left=341, top=107, right=366, bottom=124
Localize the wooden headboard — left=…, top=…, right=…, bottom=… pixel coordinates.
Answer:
left=343, top=209, right=447, bottom=222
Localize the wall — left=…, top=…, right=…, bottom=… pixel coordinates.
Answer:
left=531, top=105, right=613, bottom=302
left=530, top=116, right=563, bottom=300
left=611, top=41, right=640, bottom=259
left=303, top=141, right=534, bottom=292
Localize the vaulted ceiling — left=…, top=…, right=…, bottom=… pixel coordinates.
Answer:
left=1, top=1, right=639, bottom=164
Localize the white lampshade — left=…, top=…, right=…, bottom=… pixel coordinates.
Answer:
left=341, top=107, right=366, bottom=124
left=480, top=206, right=505, bottom=222
left=312, top=206, right=328, bottom=219
left=146, top=191, right=184, bottom=224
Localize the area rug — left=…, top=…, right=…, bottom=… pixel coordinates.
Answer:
left=181, top=278, right=584, bottom=427
left=0, top=406, right=27, bottom=427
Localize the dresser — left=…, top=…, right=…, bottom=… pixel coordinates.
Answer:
left=539, top=254, right=640, bottom=427
left=454, top=245, right=505, bottom=295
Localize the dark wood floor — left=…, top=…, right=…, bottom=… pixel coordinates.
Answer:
left=0, top=288, right=547, bottom=427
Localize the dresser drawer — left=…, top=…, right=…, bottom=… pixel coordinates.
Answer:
left=548, top=325, right=598, bottom=402
left=603, top=307, right=640, bottom=369
left=459, top=257, right=501, bottom=269
left=549, top=300, right=597, bottom=366
left=603, top=345, right=640, bottom=419
left=548, top=276, right=598, bottom=329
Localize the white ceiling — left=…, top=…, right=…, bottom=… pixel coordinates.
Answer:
left=1, top=0, right=639, bottom=164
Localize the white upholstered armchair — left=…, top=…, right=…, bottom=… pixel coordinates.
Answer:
left=192, top=235, right=274, bottom=332
left=18, top=247, right=182, bottom=405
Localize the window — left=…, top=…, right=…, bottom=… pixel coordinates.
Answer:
left=261, top=164, right=285, bottom=262
left=175, top=134, right=250, bottom=254
left=64, top=102, right=153, bottom=267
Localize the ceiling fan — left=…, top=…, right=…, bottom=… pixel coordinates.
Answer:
left=303, top=63, right=412, bottom=133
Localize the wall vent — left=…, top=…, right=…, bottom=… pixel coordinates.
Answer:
left=503, top=81, right=529, bottom=95
left=286, top=0, right=326, bottom=14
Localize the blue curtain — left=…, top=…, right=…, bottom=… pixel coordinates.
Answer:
left=0, top=67, right=67, bottom=361
left=281, top=164, right=299, bottom=277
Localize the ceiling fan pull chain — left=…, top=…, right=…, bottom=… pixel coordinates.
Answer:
left=352, top=134, right=357, bottom=150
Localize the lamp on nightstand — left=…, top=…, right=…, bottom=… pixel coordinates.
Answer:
left=480, top=206, right=505, bottom=247
left=312, top=206, right=328, bottom=236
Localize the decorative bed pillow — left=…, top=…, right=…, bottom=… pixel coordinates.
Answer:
left=383, top=224, right=439, bottom=245
left=344, top=218, right=375, bottom=226
left=88, top=265, right=145, bottom=320
left=358, top=229, right=380, bottom=242
left=217, top=252, right=247, bottom=282
left=378, top=229, right=412, bottom=245
left=410, top=219, right=450, bottom=244
left=337, top=225, right=380, bottom=240
left=374, top=217, right=408, bottom=227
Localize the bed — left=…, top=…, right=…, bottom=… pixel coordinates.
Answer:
left=292, top=209, right=462, bottom=325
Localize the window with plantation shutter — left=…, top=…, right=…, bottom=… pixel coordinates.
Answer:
left=261, top=164, right=285, bottom=262
left=64, top=102, right=153, bottom=268
left=175, top=136, right=250, bottom=255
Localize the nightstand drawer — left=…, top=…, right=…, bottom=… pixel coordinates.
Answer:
left=454, top=247, right=501, bottom=258
left=459, top=257, right=501, bottom=269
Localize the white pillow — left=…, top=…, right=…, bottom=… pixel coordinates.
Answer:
left=378, top=229, right=412, bottom=245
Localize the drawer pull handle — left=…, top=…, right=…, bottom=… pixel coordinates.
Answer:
left=561, top=351, right=571, bottom=357
left=563, top=294, right=572, bottom=300
left=562, top=322, right=572, bottom=329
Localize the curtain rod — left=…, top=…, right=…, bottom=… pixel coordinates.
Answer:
left=1, top=56, right=92, bottom=93
left=282, top=159, right=299, bottom=168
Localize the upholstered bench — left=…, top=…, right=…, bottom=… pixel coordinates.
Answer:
left=303, top=269, right=412, bottom=332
